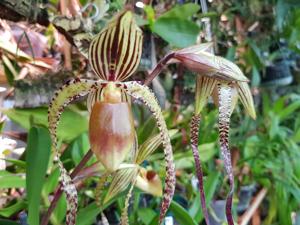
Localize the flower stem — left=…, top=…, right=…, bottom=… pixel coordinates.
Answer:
left=144, top=53, right=174, bottom=86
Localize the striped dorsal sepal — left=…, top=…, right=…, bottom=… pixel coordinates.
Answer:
left=89, top=11, right=143, bottom=82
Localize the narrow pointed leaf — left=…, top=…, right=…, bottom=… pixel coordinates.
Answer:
left=26, top=126, right=51, bottom=225
left=124, top=82, right=176, bottom=225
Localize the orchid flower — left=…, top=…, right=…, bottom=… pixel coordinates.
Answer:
left=48, top=11, right=175, bottom=225
left=145, top=43, right=256, bottom=225
left=95, top=131, right=177, bottom=225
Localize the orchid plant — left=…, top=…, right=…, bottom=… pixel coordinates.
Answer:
left=48, top=9, right=256, bottom=225
left=48, top=11, right=175, bottom=225
left=145, top=44, right=256, bottom=225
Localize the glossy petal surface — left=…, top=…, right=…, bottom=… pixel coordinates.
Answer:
left=89, top=102, right=135, bottom=171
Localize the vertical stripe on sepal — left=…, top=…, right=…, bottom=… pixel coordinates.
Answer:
left=89, top=11, right=143, bottom=81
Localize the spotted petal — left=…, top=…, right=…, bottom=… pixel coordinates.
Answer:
left=48, top=78, right=100, bottom=225
left=190, top=114, right=211, bottom=225
left=217, top=82, right=235, bottom=225
left=124, top=82, right=175, bottom=225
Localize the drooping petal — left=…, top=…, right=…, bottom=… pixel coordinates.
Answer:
left=237, top=81, right=256, bottom=119
left=103, top=166, right=138, bottom=204
left=217, top=82, right=235, bottom=225
left=88, top=11, right=143, bottom=81
left=212, top=82, right=238, bottom=116
left=48, top=79, right=100, bottom=225
left=190, top=114, right=211, bottom=225
left=195, top=75, right=217, bottom=115
left=123, top=82, right=175, bottom=225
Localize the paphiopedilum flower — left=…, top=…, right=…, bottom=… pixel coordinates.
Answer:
left=145, top=43, right=256, bottom=225
left=94, top=131, right=177, bottom=225
left=48, top=11, right=175, bottom=225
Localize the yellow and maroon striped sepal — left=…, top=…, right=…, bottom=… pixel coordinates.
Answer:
left=89, top=11, right=143, bottom=81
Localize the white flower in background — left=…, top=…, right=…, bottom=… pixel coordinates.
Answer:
left=0, top=137, right=17, bottom=170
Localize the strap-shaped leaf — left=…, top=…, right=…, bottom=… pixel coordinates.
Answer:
left=123, top=81, right=175, bottom=225
left=190, top=114, right=210, bottom=225
left=103, top=166, right=138, bottom=204
left=217, top=82, right=235, bottom=225
left=238, top=81, right=256, bottom=119
left=89, top=11, right=143, bottom=81
left=195, top=75, right=217, bottom=115
left=48, top=78, right=99, bottom=225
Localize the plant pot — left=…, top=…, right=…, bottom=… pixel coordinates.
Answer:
left=208, top=200, right=226, bottom=225
left=261, top=60, right=293, bottom=87
left=237, top=184, right=256, bottom=214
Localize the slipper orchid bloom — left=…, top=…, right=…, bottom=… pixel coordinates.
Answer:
left=145, top=43, right=256, bottom=225
left=48, top=11, right=175, bottom=225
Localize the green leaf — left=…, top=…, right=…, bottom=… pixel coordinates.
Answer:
left=159, top=3, right=200, bottom=19
left=0, top=219, right=20, bottom=225
left=153, top=18, right=200, bottom=48
left=2, top=158, right=26, bottom=168
left=42, top=168, right=59, bottom=195
left=169, top=201, right=197, bottom=225
left=2, top=55, right=17, bottom=86
left=52, top=194, right=67, bottom=224
left=26, top=126, right=51, bottom=225
left=0, top=201, right=26, bottom=217
left=76, top=203, right=101, bottom=225
left=137, top=208, right=157, bottom=225
left=278, top=101, right=300, bottom=121
left=0, top=173, right=25, bottom=189
left=189, top=171, right=221, bottom=223
left=3, top=107, right=88, bottom=142
left=69, top=133, right=90, bottom=165
left=175, top=143, right=216, bottom=169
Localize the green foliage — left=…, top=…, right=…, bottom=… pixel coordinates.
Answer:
left=26, top=126, right=51, bottom=225
left=3, top=107, right=88, bottom=142
left=152, top=3, right=200, bottom=48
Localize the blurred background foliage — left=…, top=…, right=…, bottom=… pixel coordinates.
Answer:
left=0, top=0, right=299, bottom=225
